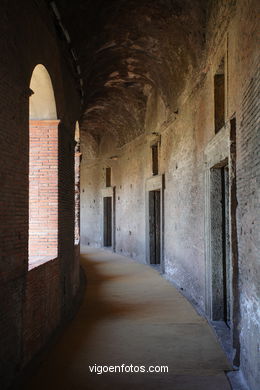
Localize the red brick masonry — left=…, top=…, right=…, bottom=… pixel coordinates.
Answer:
left=29, top=120, right=59, bottom=266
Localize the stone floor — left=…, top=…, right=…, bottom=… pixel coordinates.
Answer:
left=21, top=247, right=232, bottom=389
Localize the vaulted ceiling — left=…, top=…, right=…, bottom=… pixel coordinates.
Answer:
left=55, top=0, right=207, bottom=146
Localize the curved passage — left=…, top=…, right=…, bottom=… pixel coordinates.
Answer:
left=22, top=248, right=231, bottom=390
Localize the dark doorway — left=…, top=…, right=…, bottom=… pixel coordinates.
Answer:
left=149, top=190, right=161, bottom=264
left=211, top=163, right=231, bottom=325
left=103, top=196, right=112, bottom=247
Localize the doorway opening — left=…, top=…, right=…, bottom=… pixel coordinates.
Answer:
left=210, top=162, right=231, bottom=326
left=103, top=196, right=112, bottom=247
left=149, top=190, right=161, bottom=265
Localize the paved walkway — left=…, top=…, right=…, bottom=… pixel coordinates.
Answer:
left=22, top=248, right=232, bottom=389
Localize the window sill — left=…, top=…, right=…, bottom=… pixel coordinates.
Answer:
left=28, top=255, right=58, bottom=271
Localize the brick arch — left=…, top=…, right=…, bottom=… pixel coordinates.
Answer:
left=28, top=64, right=59, bottom=268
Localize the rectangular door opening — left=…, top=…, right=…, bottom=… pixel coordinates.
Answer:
left=149, top=190, right=161, bottom=265
left=211, top=163, right=231, bottom=326
left=103, top=196, right=112, bottom=247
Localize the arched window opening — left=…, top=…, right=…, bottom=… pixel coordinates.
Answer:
left=28, top=64, right=59, bottom=269
left=74, top=122, right=81, bottom=245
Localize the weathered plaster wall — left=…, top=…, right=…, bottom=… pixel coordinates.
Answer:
left=80, top=161, right=103, bottom=247
left=112, top=138, right=148, bottom=262
left=0, top=1, right=81, bottom=388
left=80, top=1, right=259, bottom=389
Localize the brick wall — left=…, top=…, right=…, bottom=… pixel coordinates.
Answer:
left=237, top=66, right=260, bottom=390
left=29, top=120, right=59, bottom=265
left=74, top=147, right=81, bottom=244
left=23, top=258, right=61, bottom=365
left=0, top=1, right=81, bottom=389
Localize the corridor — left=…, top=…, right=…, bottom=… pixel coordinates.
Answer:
left=21, top=248, right=231, bottom=390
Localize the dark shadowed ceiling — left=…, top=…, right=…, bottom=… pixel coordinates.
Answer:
left=54, top=0, right=207, bottom=145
